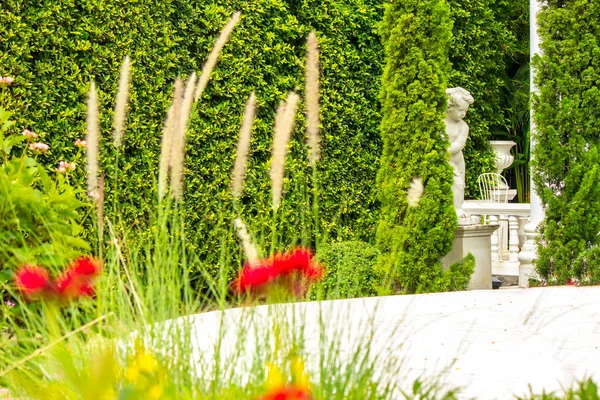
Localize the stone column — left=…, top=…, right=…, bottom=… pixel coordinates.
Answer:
left=518, top=0, right=544, bottom=287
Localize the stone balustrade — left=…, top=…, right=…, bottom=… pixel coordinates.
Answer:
left=463, top=201, right=531, bottom=278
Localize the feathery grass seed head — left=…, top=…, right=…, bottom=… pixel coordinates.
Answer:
left=158, top=104, right=175, bottom=200
left=194, top=11, right=241, bottom=102
left=305, top=31, right=320, bottom=166
left=113, top=55, right=131, bottom=147
left=231, top=91, right=257, bottom=199
left=270, top=92, right=300, bottom=211
left=234, top=217, right=260, bottom=266
left=170, top=73, right=196, bottom=201
left=86, top=81, right=100, bottom=198
left=407, top=177, right=424, bottom=208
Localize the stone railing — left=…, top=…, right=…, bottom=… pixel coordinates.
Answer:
left=463, top=201, right=531, bottom=277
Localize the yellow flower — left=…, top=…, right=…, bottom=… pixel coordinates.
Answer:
left=290, top=357, right=310, bottom=391
left=124, top=365, right=140, bottom=383
left=265, top=362, right=285, bottom=390
left=148, top=384, right=164, bottom=400
left=137, top=352, right=157, bottom=373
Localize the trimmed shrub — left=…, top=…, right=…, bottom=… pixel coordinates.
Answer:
left=312, top=240, right=379, bottom=300
left=532, top=0, right=600, bottom=283
left=432, top=253, right=476, bottom=292
left=376, top=0, right=458, bottom=293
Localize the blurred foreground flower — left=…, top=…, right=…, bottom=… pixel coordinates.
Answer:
left=29, top=142, right=49, bottom=153
left=0, top=76, right=14, bottom=84
left=22, top=129, right=38, bottom=139
left=56, top=161, right=76, bottom=173
left=258, top=359, right=312, bottom=400
left=55, top=257, right=101, bottom=299
left=233, top=248, right=323, bottom=297
left=0, top=387, right=12, bottom=399
left=407, top=177, right=424, bottom=208
left=14, top=265, right=50, bottom=298
left=74, top=138, right=87, bottom=148
left=13, top=257, right=100, bottom=301
left=123, top=341, right=170, bottom=400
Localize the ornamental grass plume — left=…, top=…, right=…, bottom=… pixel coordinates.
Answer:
left=407, top=177, right=424, bottom=208
left=234, top=217, right=260, bottom=266
left=96, top=174, right=105, bottom=241
left=158, top=79, right=183, bottom=200
left=113, top=55, right=131, bottom=148
left=231, top=91, right=257, bottom=200
left=194, top=11, right=241, bottom=102
left=170, top=72, right=196, bottom=201
left=271, top=92, right=300, bottom=211
left=86, top=81, right=100, bottom=199
left=305, top=31, right=320, bottom=167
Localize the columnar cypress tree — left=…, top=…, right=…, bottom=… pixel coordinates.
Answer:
left=533, top=0, right=600, bottom=283
left=376, top=0, right=457, bottom=293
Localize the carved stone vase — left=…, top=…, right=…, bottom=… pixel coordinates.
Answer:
left=490, top=140, right=516, bottom=189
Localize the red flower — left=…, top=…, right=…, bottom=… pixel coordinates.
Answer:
left=259, top=386, right=312, bottom=400
left=55, top=257, right=101, bottom=299
left=14, top=265, right=50, bottom=298
left=233, top=248, right=324, bottom=295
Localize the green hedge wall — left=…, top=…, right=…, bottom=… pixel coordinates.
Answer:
left=532, top=0, right=600, bottom=283
left=0, top=1, right=384, bottom=267
left=376, top=0, right=458, bottom=293
left=446, top=0, right=516, bottom=198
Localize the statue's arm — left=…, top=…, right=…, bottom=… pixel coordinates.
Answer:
left=448, top=126, right=468, bottom=155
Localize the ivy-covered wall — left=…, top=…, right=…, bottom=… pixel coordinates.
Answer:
left=0, top=1, right=384, bottom=257
left=533, top=0, right=600, bottom=283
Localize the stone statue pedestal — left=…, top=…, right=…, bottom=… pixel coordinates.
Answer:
left=442, top=224, right=500, bottom=290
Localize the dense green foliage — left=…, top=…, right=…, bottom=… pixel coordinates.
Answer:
left=532, top=0, right=600, bottom=283
left=376, top=0, right=459, bottom=293
left=313, top=240, right=379, bottom=300
left=447, top=0, right=530, bottom=199
left=0, top=1, right=384, bottom=268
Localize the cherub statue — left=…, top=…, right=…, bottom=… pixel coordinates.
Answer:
left=444, top=87, right=474, bottom=219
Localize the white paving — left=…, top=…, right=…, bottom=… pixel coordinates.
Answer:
left=180, top=287, right=600, bottom=399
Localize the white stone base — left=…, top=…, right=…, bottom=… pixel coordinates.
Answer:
left=441, top=224, right=500, bottom=290
left=492, top=260, right=520, bottom=276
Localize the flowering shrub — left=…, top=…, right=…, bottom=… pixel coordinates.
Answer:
left=233, top=248, right=324, bottom=299
left=0, top=107, right=88, bottom=306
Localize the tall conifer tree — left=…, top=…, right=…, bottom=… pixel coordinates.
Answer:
left=377, top=0, right=458, bottom=292
left=533, top=0, right=600, bottom=283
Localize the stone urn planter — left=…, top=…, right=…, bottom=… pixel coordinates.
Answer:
left=490, top=140, right=516, bottom=189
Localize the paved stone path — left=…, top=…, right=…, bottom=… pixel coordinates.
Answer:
left=182, top=287, right=600, bottom=399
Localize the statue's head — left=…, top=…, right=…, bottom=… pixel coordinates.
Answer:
left=446, top=87, right=474, bottom=122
